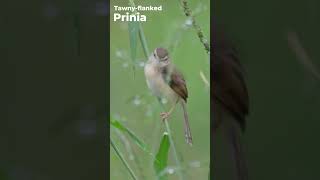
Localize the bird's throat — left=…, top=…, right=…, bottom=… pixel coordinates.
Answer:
left=144, top=62, right=177, bottom=103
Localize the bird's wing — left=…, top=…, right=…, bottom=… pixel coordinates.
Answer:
left=213, top=42, right=249, bottom=130
left=168, top=68, right=188, bottom=102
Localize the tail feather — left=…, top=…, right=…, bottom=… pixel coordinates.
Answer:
left=181, top=101, right=193, bottom=146
left=224, top=121, right=248, bottom=180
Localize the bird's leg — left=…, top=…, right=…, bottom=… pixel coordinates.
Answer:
left=160, top=99, right=179, bottom=121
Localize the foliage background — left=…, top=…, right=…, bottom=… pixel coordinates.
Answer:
left=110, top=0, right=210, bottom=179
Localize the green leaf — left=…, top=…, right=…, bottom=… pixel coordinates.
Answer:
left=153, top=132, right=170, bottom=180
left=128, top=20, right=139, bottom=73
left=110, top=119, right=155, bottom=159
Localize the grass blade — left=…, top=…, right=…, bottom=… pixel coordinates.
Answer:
left=287, top=31, right=320, bottom=81
left=128, top=20, right=139, bottom=75
left=153, top=132, right=170, bottom=180
left=138, top=23, right=150, bottom=58
left=111, top=138, right=139, bottom=180
left=200, top=70, right=210, bottom=88
left=110, top=119, right=155, bottom=158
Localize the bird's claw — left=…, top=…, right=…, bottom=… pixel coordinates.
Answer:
left=160, top=112, right=169, bottom=120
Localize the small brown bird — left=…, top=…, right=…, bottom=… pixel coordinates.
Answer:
left=212, top=28, right=249, bottom=180
left=144, top=47, right=192, bottom=145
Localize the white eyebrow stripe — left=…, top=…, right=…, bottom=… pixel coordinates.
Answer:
left=162, top=56, right=168, bottom=60
left=153, top=50, right=159, bottom=59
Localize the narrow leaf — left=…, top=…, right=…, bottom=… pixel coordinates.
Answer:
left=138, top=23, right=150, bottom=58
left=110, top=119, right=155, bottom=159
left=153, top=132, right=170, bottom=180
left=128, top=20, right=139, bottom=74
left=200, top=70, right=210, bottom=88
left=111, top=138, right=138, bottom=180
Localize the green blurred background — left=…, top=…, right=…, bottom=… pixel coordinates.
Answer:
left=214, top=0, right=320, bottom=179
left=1, top=0, right=107, bottom=179
left=110, top=0, right=210, bottom=179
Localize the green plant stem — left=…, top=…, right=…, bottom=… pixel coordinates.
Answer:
left=164, top=119, right=185, bottom=180
left=150, top=106, right=162, bottom=165
left=115, top=129, right=146, bottom=180
left=111, top=138, right=139, bottom=180
left=157, top=100, right=185, bottom=180
left=128, top=0, right=149, bottom=58
left=128, top=1, right=185, bottom=179
left=136, top=15, right=185, bottom=180
left=179, top=0, right=210, bottom=54
left=139, top=24, right=150, bottom=59
left=139, top=31, right=185, bottom=180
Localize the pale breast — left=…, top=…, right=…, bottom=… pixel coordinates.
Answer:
left=144, top=63, right=177, bottom=102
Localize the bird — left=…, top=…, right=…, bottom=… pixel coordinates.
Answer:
left=144, top=47, right=193, bottom=146
left=212, top=27, right=249, bottom=180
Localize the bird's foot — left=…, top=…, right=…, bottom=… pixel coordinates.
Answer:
left=160, top=112, right=170, bottom=121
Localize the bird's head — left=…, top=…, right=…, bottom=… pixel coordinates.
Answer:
left=149, top=47, right=170, bottom=68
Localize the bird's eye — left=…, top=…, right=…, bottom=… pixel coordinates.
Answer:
left=153, top=53, right=156, bottom=58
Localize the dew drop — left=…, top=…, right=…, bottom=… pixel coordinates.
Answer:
left=133, top=96, right=141, bottom=106
left=122, top=63, right=129, bottom=68
left=167, top=168, right=175, bottom=174
left=139, top=61, right=145, bottom=67
left=116, top=50, right=123, bottom=58
left=161, top=98, right=168, bottom=104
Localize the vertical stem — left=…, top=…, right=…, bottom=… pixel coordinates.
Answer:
left=179, top=0, right=210, bottom=54
left=128, top=1, right=185, bottom=179
left=164, top=120, right=185, bottom=180
left=115, top=129, right=146, bottom=180
left=111, top=138, right=139, bottom=180
left=139, top=23, right=150, bottom=58
left=159, top=100, right=185, bottom=180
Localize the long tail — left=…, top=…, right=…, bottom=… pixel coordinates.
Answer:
left=181, top=101, right=193, bottom=146
left=224, top=120, right=248, bottom=180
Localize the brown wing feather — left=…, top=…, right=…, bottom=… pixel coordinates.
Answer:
left=169, top=69, right=188, bottom=102
left=213, top=33, right=249, bottom=131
